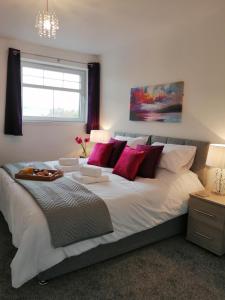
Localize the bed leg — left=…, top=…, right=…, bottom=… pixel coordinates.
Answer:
left=38, top=280, right=49, bottom=286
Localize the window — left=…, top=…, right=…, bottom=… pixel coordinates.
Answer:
left=21, top=61, right=87, bottom=122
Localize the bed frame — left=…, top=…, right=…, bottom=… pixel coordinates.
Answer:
left=37, top=133, right=209, bottom=284
left=38, top=215, right=187, bottom=283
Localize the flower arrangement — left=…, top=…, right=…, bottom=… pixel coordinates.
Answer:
left=75, top=136, right=90, bottom=158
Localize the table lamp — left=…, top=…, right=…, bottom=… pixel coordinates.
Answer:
left=90, top=130, right=110, bottom=144
left=206, top=144, right=225, bottom=195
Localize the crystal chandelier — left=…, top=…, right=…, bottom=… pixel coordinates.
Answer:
left=35, top=0, right=59, bottom=39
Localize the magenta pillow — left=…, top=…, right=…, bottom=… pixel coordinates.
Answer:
left=136, top=145, right=164, bottom=178
left=88, top=143, right=113, bottom=167
left=113, top=146, right=146, bottom=181
left=107, top=138, right=127, bottom=168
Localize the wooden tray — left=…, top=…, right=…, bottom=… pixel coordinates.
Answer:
left=15, top=169, right=64, bottom=181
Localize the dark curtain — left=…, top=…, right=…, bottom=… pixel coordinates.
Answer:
left=4, top=48, right=23, bottom=136
left=86, top=62, right=100, bottom=134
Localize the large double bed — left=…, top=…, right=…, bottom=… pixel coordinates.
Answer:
left=0, top=133, right=209, bottom=288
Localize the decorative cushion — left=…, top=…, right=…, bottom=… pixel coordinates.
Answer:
left=152, top=142, right=197, bottom=173
left=114, top=135, right=148, bottom=148
left=136, top=145, right=164, bottom=178
left=107, top=138, right=127, bottom=168
left=113, top=146, right=146, bottom=181
left=88, top=143, right=113, bottom=167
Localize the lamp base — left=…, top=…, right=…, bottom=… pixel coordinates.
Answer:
left=214, top=168, right=225, bottom=196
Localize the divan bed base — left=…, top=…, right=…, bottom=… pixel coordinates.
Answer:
left=37, top=214, right=187, bottom=283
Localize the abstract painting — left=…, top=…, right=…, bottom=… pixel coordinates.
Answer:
left=130, top=81, right=184, bottom=123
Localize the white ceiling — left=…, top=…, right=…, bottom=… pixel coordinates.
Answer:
left=0, top=0, right=223, bottom=54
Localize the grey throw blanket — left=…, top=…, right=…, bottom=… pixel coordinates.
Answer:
left=3, top=162, right=113, bottom=248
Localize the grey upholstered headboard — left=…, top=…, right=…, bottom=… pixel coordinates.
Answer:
left=114, top=131, right=210, bottom=183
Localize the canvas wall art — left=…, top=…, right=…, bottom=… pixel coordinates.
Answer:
left=130, top=81, right=184, bottom=123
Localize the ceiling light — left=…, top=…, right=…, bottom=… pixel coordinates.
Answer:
left=35, top=0, right=59, bottom=39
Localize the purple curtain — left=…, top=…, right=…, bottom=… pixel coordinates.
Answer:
left=4, top=48, right=23, bottom=136
left=86, top=63, right=100, bottom=134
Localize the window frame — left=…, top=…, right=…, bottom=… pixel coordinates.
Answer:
left=21, top=60, right=87, bottom=123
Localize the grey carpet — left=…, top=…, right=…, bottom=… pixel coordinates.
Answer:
left=0, top=213, right=225, bottom=300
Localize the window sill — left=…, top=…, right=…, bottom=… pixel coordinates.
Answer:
left=23, top=119, right=86, bottom=126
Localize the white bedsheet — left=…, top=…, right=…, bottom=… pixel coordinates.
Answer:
left=0, top=162, right=203, bottom=288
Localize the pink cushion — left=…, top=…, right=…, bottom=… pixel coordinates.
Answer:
left=136, top=145, right=164, bottom=178
left=113, top=146, right=146, bottom=181
left=88, top=143, right=113, bottom=167
left=107, top=138, right=127, bottom=168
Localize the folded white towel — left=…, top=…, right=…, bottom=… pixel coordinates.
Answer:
left=59, top=158, right=79, bottom=166
left=80, top=165, right=102, bottom=178
left=72, top=173, right=109, bottom=184
left=55, top=164, right=80, bottom=172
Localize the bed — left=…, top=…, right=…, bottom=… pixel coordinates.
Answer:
left=0, top=133, right=209, bottom=288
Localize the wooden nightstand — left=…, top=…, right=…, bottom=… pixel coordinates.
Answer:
left=186, top=191, right=225, bottom=256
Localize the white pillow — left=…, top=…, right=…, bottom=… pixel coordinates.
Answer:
left=152, top=142, right=197, bottom=173
left=115, top=135, right=148, bottom=148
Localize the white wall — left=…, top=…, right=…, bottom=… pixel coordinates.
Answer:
left=100, top=8, right=225, bottom=144
left=0, top=37, right=98, bottom=164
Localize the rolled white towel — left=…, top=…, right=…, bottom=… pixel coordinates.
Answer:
left=55, top=164, right=80, bottom=172
left=72, top=173, right=109, bottom=184
left=59, top=158, right=79, bottom=166
left=80, top=165, right=102, bottom=178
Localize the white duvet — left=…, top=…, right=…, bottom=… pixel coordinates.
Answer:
left=0, top=162, right=203, bottom=288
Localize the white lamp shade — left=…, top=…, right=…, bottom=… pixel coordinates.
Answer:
left=206, top=144, right=225, bottom=169
left=90, top=130, right=110, bottom=143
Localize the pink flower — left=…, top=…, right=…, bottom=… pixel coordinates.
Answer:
left=75, top=136, right=83, bottom=144
left=74, top=135, right=88, bottom=157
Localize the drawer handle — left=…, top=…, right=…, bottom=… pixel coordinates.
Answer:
left=193, top=208, right=216, bottom=219
left=194, top=231, right=213, bottom=240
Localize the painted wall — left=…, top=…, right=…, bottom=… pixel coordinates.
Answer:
left=0, top=37, right=98, bottom=164
left=100, top=7, right=225, bottom=144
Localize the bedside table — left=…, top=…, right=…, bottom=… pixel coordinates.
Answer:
left=186, top=191, right=225, bottom=256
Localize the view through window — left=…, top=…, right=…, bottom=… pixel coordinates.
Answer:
left=22, top=61, right=87, bottom=121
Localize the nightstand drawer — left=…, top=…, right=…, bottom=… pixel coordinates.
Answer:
left=189, top=197, right=225, bottom=230
left=187, top=218, right=225, bottom=255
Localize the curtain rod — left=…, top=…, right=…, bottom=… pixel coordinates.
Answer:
left=21, top=51, right=89, bottom=65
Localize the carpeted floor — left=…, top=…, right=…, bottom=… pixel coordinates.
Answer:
left=1, top=213, right=225, bottom=300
